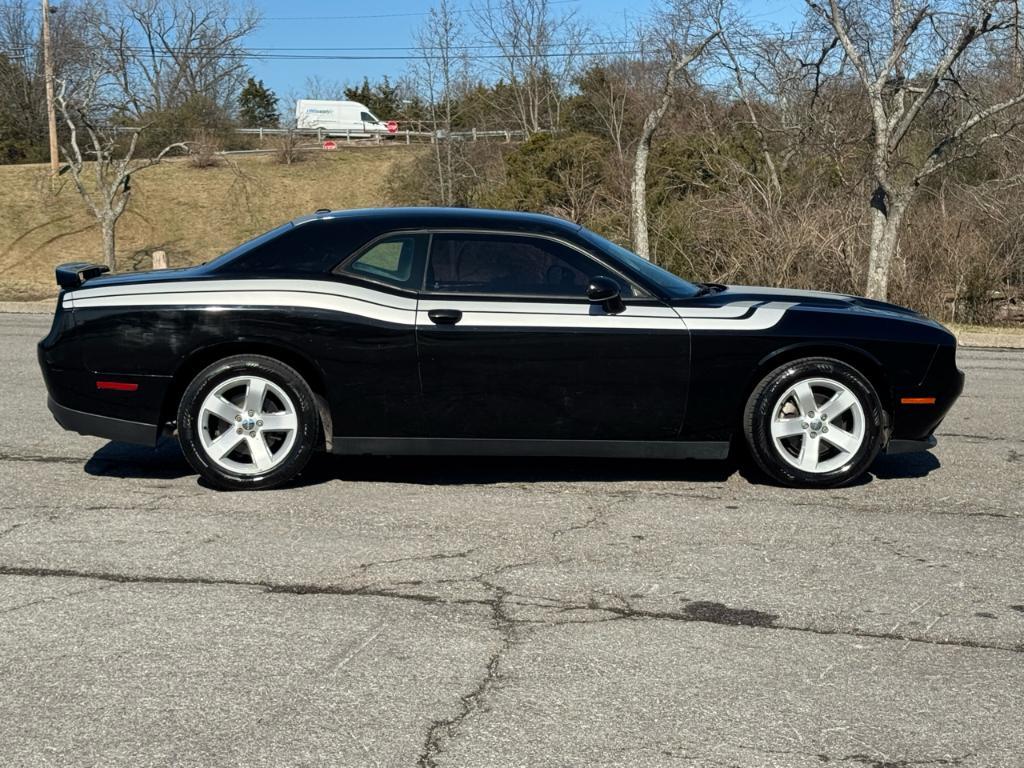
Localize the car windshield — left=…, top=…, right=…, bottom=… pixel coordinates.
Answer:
left=579, top=228, right=701, bottom=299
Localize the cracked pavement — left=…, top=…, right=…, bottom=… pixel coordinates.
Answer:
left=1, top=313, right=1023, bottom=767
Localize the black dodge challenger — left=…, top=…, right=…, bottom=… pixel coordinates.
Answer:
left=39, top=208, right=964, bottom=490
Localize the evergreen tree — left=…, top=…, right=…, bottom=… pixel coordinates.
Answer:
left=238, top=78, right=280, bottom=127
left=344, top=76, right=402, bottom=118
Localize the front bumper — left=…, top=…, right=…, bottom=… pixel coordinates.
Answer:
left=884, top=435, right=937, bottom=455
left=48, top=396, right=160, bottom=446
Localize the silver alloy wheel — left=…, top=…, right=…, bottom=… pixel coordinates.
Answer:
left=769, top=376, right=866, bottom=474
left=197, top=375, right=299, bottom=475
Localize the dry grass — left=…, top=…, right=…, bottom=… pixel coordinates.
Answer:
left=0, top=148, right=408, bottom=300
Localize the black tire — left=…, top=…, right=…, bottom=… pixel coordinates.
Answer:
left=177, top=355, right=319, bottom=491
left=743, top=357, right=884, bottom=488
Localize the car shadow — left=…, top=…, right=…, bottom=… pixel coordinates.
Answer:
left=297, top=453, right=740, bottom=487
left=870, top=450, right=941, bottom=481
left=81, top=441, right=942, bottom=488
left=84, top=439, right=194, bottom=480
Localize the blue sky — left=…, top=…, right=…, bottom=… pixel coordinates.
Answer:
left=246, top=0, right=805, bottom=104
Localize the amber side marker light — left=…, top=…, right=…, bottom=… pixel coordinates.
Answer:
left=96, top=381, right=138, bottom=392
left=900, top=397, right=936, bottom=405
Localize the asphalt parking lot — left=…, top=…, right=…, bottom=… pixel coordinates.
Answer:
left=1, top=312, right=1022, bottom=768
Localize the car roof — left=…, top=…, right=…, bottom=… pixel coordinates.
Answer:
left=290, top=207, right=583, bottom=237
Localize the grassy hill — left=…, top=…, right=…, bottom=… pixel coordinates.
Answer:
left=0, top=148, right=407, bottom=300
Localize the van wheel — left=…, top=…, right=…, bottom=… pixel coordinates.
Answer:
left=177, top=355, right=319, bottom=491
left=743, top=357, right=884, bottom=488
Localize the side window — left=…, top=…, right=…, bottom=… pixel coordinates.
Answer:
left=426, top=233, right=634, bottom=297
left=360, top=111, right=378, bottom=123
left=341, top=234, right=427, bottom=289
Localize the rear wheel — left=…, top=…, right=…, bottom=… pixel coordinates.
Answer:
left=744, top=357, right=883, bottom=488
left=177, top=355, right=319, bottom=491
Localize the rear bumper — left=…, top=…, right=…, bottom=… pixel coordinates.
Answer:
left=47, top=396, right=159, bottom=446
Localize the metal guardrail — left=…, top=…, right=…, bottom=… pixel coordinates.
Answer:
left=234, top=127, right=528, bottom=144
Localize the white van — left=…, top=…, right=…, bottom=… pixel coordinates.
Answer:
left=295, top=100, right=392, bottom=135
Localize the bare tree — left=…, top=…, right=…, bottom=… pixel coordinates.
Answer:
left=807, top=0, right=1024, bottom=300
left=412, top=0, right=470, bottom=206
left=713, top=0, right=782, bottom=197
left=631, top=6, right=718, bottom=260
left=473, top=0, right=585, bottom=134
left=302, top=75, right=347, bottom=101
left=0, top=0, right=98, bottom=157
left=102, top=0, right=260, bottom=118
left=56, top=77, right=186, bottom=269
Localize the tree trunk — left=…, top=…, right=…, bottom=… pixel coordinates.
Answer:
left=631, top=135, right=653, bottom=260
left=630, top=42, right=706, bottom=260
left=100, top=215, right=117, bottom=271
left=865, top=186, right=906, bottom=300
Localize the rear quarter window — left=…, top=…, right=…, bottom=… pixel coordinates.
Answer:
left=213, top=219, right=376, bottom=276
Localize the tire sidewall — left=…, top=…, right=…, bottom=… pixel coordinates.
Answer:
left=746, top=358, right=883, bottom=488
left=177, top=356, right=319, bottom=490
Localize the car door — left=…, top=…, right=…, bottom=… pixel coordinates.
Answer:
left=415, top=230, right=691, bottom=441
left=326, top=231, right=428, bottom=437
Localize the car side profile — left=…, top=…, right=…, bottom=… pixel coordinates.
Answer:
left=39, top=208, right=964, bottom=490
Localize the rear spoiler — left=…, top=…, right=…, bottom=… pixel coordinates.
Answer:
left=56, top=262, right=110, bottom=290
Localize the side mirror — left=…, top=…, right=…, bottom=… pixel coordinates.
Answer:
left=587, top=275, right=626, bottom=315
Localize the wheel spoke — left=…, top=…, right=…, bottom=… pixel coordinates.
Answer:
left=208, top=429, right=243, bottom=459
left=260, top=412, right=298, bottom=432
left=204, top=395, right=240, bottom=425
left=821, top=389, right=857, bottom=421
left=792, top=381, right=818, bottom=417
left=821, top=426, right=860, bottom=455
left=797, top=436, right=820, bottom=471
left=244, top=378, right=268, bottom=413
left=771, top=417, right=805, bottom=439
left=247, top=434, right=275, bottom=472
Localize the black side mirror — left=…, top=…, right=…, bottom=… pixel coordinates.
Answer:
left=587, top=275, right=626, bottom=314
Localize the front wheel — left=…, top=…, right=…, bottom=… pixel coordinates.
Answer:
left=177, top=355, right=320, bottom=491
left=743, top=357, right=884, bottom=488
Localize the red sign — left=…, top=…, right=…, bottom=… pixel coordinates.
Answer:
left=322, top=140, right=337, bottom=150
left=386, top=120, right=399, bottom=134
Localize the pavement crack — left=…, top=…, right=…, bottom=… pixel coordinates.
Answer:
left=0, top=522, right=28, bottom=541
left=842, top=753, right=971, bottom=767
left=550, top=504, right=607, bottom=539
left=589, top=599, right=1022, bottom=653
left=357, top=548, right=476, bottom=572
left=0, top=564, right=494, bottom=609
left=0, top=453, right=86, bottom=465
left=2, top=564, right=1020, bottom=654
left=0, top=582, right=119, bottom=617
left=935, top=432, right=1014, bottom=444
left=417, top=582, right=516, bottom=768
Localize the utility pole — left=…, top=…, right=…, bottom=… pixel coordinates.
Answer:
left=42, top=0, right=59, bottom=176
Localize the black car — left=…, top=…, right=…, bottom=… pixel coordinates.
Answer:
left=39, top=208, right=964, bottom=490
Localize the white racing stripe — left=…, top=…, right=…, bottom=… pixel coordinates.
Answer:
left=679, top=302, right=797, bottom=331
left=64, top=278, right=417, bottom=312
left=69, top=287, right=416, bottom=326
left=64, top=278, right=796, bottom=332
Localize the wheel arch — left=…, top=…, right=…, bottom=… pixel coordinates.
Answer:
left=748, top=342, right=894, bottom=419
left=162, top=341, right=333, bottom=448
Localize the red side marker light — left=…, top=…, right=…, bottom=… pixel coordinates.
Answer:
left=96, top=381, right=138, bottom=392
left=900, top=397, right=936, bottom=405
